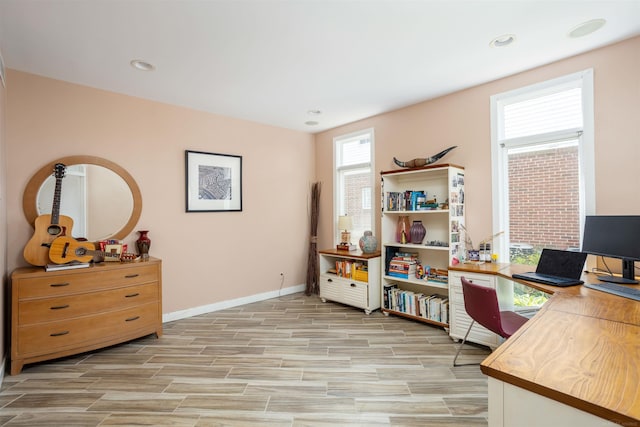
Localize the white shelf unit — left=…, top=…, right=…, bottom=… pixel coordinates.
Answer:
left=318, top=249, right=381, bottom=315
left=380, top=164, right=465, bottom=328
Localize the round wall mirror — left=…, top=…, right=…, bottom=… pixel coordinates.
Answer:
left=23, top=155, right=142, bottom=241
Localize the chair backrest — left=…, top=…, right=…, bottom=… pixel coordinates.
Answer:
left=460, top=276, right=507, bottom=338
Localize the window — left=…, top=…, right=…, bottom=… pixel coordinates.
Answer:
left=334, top=129, right=374, bottom=245
left=491, top=70, right=595, bottom=265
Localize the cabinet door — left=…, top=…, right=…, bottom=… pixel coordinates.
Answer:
left=449, top=272, right=500, bottom=347
left=320, top=275, right=368, bottom=309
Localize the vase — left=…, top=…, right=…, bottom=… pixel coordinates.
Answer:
left=410, top=220, right=426, bottom=244
left=359, top=231, right=378, bottom=253
left=136, top=230, right=151, bottom=260
left=396, top=215, right=411, bottom=243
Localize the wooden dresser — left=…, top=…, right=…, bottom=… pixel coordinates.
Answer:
left=10, top=257, right=162, bottom=375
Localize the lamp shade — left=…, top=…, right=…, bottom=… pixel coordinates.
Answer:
left=338, top=215, right=353, bottom=231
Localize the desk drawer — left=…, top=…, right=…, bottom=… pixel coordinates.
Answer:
left=17, top=302, right=159, bottom=356
left=16, top=264, right=159, bottom=299
left=18, top=282, right=159, bottom=325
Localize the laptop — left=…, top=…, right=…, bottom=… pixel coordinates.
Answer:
left=512, top=248, right=587, bottom=287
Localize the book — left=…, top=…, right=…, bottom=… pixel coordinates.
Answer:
left=385, top=190, right=429, bottom=211
left=45, top=261, right=91, bottom=272
left=337, top=243, right=357, bottom=251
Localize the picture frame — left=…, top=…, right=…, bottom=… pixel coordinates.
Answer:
left=103, top=244, right=123, bottom=262
left=185, top=150, right=243, bottom=212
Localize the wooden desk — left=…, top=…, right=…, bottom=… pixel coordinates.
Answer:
left=450, top=263, right=640, bottom=427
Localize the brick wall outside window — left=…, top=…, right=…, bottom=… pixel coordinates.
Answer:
left=508, top=145, right=580, bottom=252
left=344, top=174, right=372, bottom=239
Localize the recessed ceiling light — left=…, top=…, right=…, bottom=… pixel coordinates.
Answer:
left=130, top=59, right=155, bottom=71
left=305, top=121, right=319, bottom=126
left=568, top=19, right=606, bottom=38
left=307, top=109, right=322, bottom=115
left=490, top=34, right=516, bottom=48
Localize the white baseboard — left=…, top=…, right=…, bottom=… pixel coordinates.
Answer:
left=0, top=285, right=306, bottom=382
left=162, top=283, right=306, bottom=323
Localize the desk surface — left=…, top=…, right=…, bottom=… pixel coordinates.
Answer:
left=450, top=262, right=640, bottom=425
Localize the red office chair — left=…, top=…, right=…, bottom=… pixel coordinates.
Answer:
left=453, top=276, right=529, bottom=366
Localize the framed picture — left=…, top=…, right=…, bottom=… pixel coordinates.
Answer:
left=185, top=150, right=242, bottom=212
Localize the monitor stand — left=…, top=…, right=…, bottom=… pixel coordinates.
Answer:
left=596, top=275, right=639, bottom=285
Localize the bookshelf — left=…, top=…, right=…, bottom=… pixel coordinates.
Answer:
left=380, top=164, right=465, bottom=328
left=318, top=249, right=381, bottom=315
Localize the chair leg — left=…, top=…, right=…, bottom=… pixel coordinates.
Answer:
left=453, top=320, right=478, bottom=367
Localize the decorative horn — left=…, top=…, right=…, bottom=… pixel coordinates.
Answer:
left=393, top=145, right=457, bottom=168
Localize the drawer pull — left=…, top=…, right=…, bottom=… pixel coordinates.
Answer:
left=50, top=304, right=70, bottom=310
left=350, top=283, right=356, bottom=287
left=125, top=293, right=140, bottom=298
left=125, top=316, right=140, bottom=322
left=125, top=274, right=140, bottom=279
left=327, top=278, right=333, bottom=283
left=50, top=282, right=70, bottom=287
left=50, top=331, right=69, bottom=337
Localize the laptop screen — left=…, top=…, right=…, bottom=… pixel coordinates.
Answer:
left=535, top=249, right=587, bottom=279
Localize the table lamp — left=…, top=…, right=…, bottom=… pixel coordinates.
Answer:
left=338, top=215, right=353, bottom=244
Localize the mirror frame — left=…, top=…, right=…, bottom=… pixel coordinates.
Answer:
left=23, top=155, right=142, bottom=240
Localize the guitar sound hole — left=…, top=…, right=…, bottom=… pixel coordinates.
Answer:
left=47, top=225, right=62, bottom=236
left=76, top=248, right=87, bottom=256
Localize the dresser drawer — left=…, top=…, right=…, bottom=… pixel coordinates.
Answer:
left=17, top=302, right=160, bottom=356
left=15, top=264, right=159, bottom=299
left=320, top=275, right=368, bottom=309
left=18, top=282, right=159, bottom=325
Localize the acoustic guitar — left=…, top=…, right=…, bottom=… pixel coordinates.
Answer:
left=23, top=163, right=75, bottom=266
left=48, top=236, right=123, bottom=264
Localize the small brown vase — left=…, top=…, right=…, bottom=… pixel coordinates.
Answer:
left=396, top=216, right=411, bottom=243
left=136, top=230, right=151, bottom=260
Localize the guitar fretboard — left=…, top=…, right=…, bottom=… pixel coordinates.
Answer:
left=51, top=163, right=66, bottom=225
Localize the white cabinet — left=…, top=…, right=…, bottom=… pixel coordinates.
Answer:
left=448, top=271, right=501, bottom=347
left=489, top=378, right=619, bottom=427
left=448, top=270, right=516, bottom=347
left=380, top=164, right=465, bottom=328
left=318, top=249, right=381, bottom=315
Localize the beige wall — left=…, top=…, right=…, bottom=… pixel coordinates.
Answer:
left=2, top=36, right=639, bottom=371
left=5, top=71, right=315, bottom=319
left=315, top=36, right=640, bottom=252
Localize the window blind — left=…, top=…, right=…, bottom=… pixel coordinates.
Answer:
left=339, top=137, right=371, bottom=167
left=502, top=87, right=583, bottom=140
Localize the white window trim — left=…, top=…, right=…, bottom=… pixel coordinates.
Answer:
left=333, top=128, right=375, bottom=245
left=490, top=69, right=595, bottom=262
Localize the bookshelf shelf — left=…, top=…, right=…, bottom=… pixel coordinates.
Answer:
left=382, top=242, right=450, bottom=251
left=380, top=163, right=465, bottom=329
left=383, top=209, right=449, bottom=215
left=382, top=275, right=448, bottom=290
left=381, top=308, right=449, bottom=329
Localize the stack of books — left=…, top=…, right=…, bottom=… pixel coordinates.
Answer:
left=335, top=260, right=366, bottom=279
left=387, top=252, right=419, bottom=279
left=45, top=261, right=91, bottom=272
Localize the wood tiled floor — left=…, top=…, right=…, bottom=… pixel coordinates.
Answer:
left=0, top=293, right=490, bottom=426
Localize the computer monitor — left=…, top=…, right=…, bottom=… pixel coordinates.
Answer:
left=581, top=215, right=640, bottom=284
